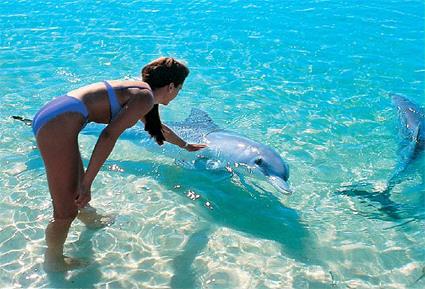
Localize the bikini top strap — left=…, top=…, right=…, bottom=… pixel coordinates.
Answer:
left=123, top=85, right=153, bottom=95
left=103, top=81, right=121, bottom=121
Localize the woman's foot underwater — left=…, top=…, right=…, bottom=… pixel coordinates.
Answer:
left=43, top=252, right=89, bottom=272
left=78, top=205, right=115, bottom=229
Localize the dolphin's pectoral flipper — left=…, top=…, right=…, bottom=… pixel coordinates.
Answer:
left=193, top=155, right=209, bottom=169
left=233, top=171, right=261, bottom=197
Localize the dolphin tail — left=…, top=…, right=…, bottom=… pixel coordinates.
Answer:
left=11, top=115, right=32, bottom=126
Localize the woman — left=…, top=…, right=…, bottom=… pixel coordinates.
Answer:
left=32, top=57, right=206, bottom=272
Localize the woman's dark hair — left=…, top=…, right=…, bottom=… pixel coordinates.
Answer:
left=141, top=57, right=189, bottom=145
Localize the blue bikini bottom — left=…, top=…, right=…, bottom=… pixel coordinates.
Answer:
left=32, top=95, right=89, bottom=136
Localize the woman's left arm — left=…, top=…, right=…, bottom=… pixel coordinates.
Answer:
left=161, top=123, right=207, bottom=152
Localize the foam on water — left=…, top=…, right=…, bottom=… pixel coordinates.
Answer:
left=1, top=0, right=424, bottom=288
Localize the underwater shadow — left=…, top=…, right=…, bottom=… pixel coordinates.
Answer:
left=103, top=158, right=324, bottom=288
left=335, top=161, right=425, bottom=222
left=335, top=183, right=405, bottom=220
left=104, top=159, right=321, bottom=264
left=169, top=228, right=212, bottom=289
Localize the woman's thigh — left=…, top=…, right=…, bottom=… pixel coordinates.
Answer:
left=36, top=114, right=84, bottom=219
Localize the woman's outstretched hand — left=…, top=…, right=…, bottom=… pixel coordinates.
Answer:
left=75, top=182, right=92, bottom=209
left=184, top=143, right=207, bottom=152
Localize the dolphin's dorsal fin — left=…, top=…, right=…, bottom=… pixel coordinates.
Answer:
left=184, top=108, right=214, bottom=123
left=181, top=108, right=219, bottom=132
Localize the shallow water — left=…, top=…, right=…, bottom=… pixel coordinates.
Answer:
left=0, top=0, right=424, bottom=288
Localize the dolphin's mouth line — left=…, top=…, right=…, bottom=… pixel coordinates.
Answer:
left=268, top=176, right=293, bottom=195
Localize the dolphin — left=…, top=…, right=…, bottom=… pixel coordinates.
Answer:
left=337, top=94, right=425, bottom=219
left=389, top=94, right=425, bottom=185
left=122, top=108, right=292, bottom=196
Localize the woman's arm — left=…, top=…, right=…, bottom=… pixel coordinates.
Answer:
left=75, top=92, right=154, bottom=208
left=161, top=123, right=207, bottom=152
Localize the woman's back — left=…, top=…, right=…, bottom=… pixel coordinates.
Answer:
left=67, top=80, right=152, bottom=124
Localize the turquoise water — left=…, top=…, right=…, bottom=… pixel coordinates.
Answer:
left=1, top=0, right=424, bottom=288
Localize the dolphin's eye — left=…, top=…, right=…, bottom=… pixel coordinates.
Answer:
left=254, top=158, right=263, bottom=166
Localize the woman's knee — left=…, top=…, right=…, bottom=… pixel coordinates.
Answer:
left=53, top=207, right=78, bottom=220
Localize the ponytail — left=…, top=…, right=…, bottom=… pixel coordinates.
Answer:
left=141, top=57, right=189, bottom=145
left=143, top=104, right=164, bottom=145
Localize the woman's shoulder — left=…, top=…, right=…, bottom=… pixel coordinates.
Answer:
left=120, top=80, right=154, bottom=106
left=108, top=79, right=152, bottom=91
